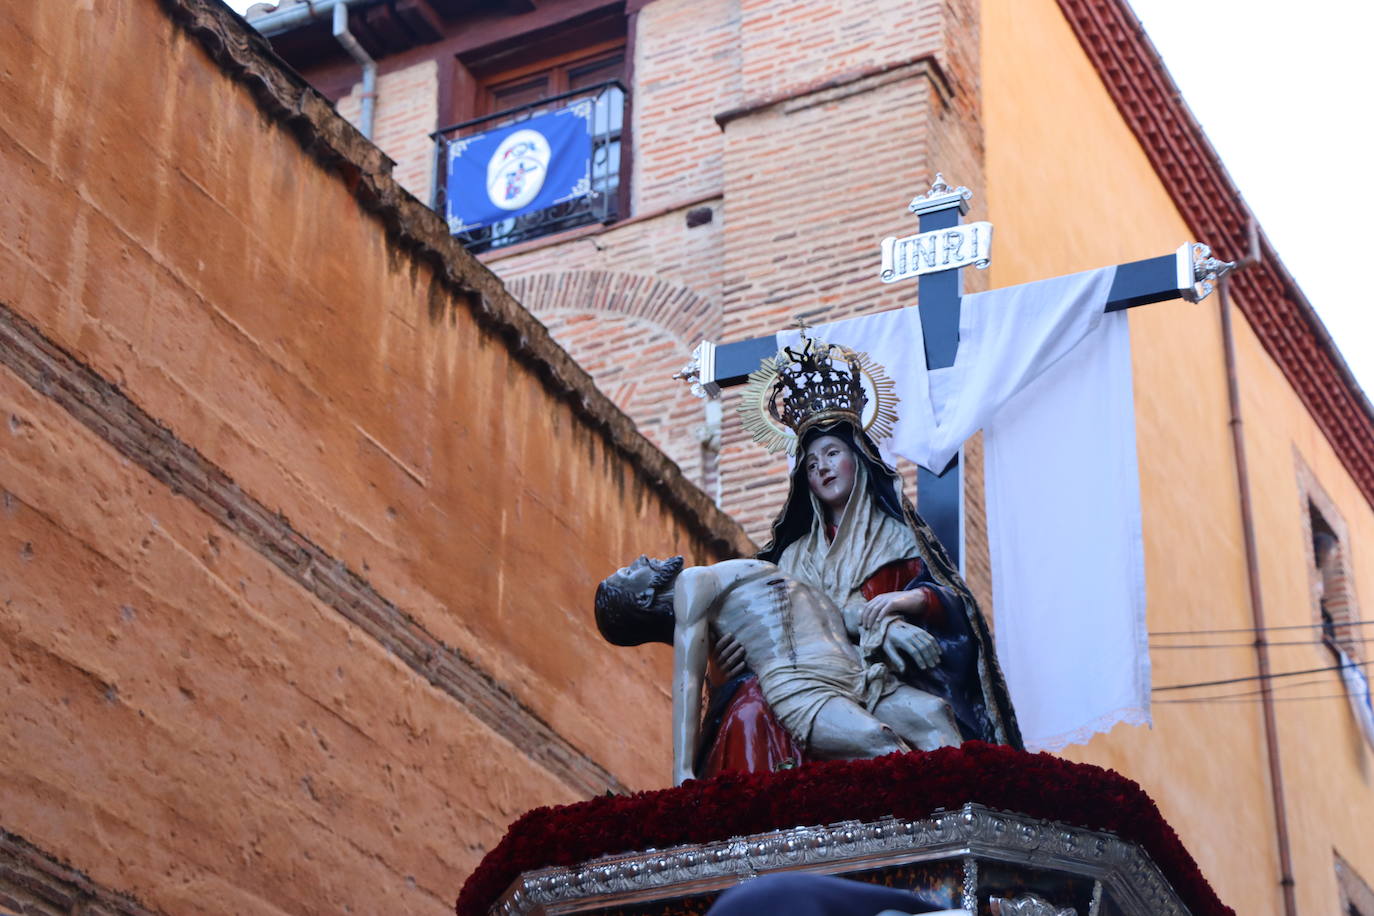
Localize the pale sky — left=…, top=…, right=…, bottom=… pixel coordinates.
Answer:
left=1127, top=0, right=1374, bottom=397
left=227, top=0, right=1373, bottom=397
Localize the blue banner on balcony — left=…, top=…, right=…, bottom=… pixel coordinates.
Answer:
left=445, top=101, right=594, bottom=234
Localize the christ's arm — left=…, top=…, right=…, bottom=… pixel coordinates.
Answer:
left=672, top=566, right=719, bottom=786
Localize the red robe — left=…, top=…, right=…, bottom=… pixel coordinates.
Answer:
left=697, top=555, right=940, bottom=778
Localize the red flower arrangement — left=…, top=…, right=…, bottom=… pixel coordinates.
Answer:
left=456, top=743, right=1232, bottom=916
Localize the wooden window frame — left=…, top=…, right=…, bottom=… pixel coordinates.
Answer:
left=437, top=8, right=634, bottom=244
left=478, top=39, right=627, bottom=114
left=446, top=8, right=629, bottom=127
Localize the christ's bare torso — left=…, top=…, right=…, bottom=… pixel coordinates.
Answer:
left=670, top=558, right=961, bottom=780
left=704, top=559, right=859, bottom=676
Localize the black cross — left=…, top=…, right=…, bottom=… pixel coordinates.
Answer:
left=686, top=177, right=1230, bottom=568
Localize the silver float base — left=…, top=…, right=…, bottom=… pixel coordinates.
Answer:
left=489, top=803, right=1193, bottom=916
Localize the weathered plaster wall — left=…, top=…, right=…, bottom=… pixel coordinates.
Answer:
left=984, top=1, right=1374, bottom=913
left=0, top=1, right=745, bottom=912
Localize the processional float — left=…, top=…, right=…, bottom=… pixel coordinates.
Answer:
left=455, top=177, right=1236, bottom=916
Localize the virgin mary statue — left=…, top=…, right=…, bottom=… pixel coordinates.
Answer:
left=696, top=340, right=1021, bottom=777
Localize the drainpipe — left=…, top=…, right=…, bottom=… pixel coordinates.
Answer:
left=332, top=2, right=377, bottom=139
left=1217, top=223, right=1298, bottom=916
left=246, top=0, right=377, bottom=140
left=248, top=0, right=362, bottom=36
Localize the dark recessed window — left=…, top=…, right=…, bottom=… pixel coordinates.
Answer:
left=1311, top=503, right=1356, bottom=656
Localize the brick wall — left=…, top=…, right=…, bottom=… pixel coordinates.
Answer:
left=484, top=0, right=994, bottom=600
left=478, top=0, right=993, bottom=570
left=503, top=266, right=723, bottom=490
left=631, top=0, right=740, bottom=213
left=715, top=71, right=936, bottom=536
left=315, top=0, right=997, bottom=593
left=338, top=58, right=439, bottom=201
left=484, top=202, right=727, bottom=495
left=735, top=0, right=941, bottom=104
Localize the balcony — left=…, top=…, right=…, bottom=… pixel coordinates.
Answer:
left=429, top=80, right=626, bottom=254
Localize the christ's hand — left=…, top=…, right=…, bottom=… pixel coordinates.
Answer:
left=714, top=632, right=748, bottom=680
left=882, top=620, right=941, bottom=674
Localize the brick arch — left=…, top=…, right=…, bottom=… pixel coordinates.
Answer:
left=531, top=309, right=708, bottom=488
left=502, top=271, right=723, bottom=493
left=504, top=270, right=721, bottom=347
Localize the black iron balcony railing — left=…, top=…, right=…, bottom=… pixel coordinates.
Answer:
left=429, top=80, right=627, bottom=253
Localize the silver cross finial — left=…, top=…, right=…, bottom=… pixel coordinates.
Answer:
left=909, top=174, right=973, bottom=215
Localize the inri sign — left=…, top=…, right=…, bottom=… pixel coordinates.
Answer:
left=879, top=221, right=993, bottom=284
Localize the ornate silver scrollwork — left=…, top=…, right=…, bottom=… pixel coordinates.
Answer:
left=488, top=804, right=1195, bottom=916
left=1180, top=242, right=1237, bottom=302
left=673, top=340, right=719, bottom=399
left=1088, top=880, right=1103, bottom=916
left=989, top=893, right=1078, bottom=916
left=673, top=355, right=702, bottom=396
left=962, top=855, right=979, bottom=914
left=911, top=173, right=973, bottom=206
left=908, top=173, right=974, bottom=216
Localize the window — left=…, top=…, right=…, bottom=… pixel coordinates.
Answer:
left=1306, top=499, right=1360, bottom=660
left=1312, top=507, right=1348, bottom=651
left=1297, top=456, right=1362, bottom=661
left=434, top=19, right=628, bottom=252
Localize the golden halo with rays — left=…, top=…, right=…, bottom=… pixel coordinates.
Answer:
left=738, top=344, right=899, bottom=456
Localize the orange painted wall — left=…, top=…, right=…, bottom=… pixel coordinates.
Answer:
left=0, top=1, right=738, bottom=912
left=984, top=1, right=1374, bottom=913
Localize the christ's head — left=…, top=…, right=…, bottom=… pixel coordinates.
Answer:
left=594, top=555, right=684, bottom=647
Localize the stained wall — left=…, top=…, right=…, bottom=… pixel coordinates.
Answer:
left=984, top=1, right=1374, bottom=913
left=0, top=1, right=744, bottom=913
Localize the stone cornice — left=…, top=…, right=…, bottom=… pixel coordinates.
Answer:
left=156, top=0, right=754, bottom=559
left=713, top=55, right=954, bottom=128
left=0, top=828, right=162, bottom=915
left=1058, top=0, right=1374, bottom=508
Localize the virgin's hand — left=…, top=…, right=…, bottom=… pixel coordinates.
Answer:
left=860, top=589, right=927, bottom=628
left=882, top=621, right=941, bottom=673
left=714, top=632, right=748, bottom=679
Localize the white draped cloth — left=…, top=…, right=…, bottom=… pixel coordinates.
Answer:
left=1336, top=647, right=1374, bottom=748
left=778, top=267, right=1150, bottom=751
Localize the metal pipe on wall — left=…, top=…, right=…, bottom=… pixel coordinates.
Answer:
left=331, top=1, right=376, bottom=139
left=245, top=0, right=377, bottom=140
left=1217, top=233, right=1299, bottom=916
left=248, top=0, right=361, bottom=38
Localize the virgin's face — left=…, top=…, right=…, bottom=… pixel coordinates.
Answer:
left=803, top=435, right=857, bottom=519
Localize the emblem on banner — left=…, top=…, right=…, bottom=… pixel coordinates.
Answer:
left=446, top=102, right=593, bottom=234
left=487, top=129, right=552, bottom=211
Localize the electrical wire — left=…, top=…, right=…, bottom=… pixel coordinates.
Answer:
left=1156, top=693, right=1353, bottom=705
left=1149, top=619, right=1374, bottom=637
left=1153, top=657, right=1371, bottom=692
left=1150, top=636, right=1373, bottom=650
left=1152, top=677, right=1332, bottom=703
